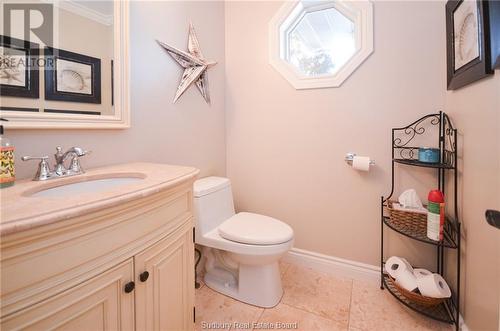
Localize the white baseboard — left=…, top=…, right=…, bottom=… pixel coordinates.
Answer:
left=459, top=314, right=469, bottom=331
left=282, top=247, right=469, bottom=331
left=282, top=248, right=381, bottom=284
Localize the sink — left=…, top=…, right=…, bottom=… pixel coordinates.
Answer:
left=27, top=174, right=146, bottom=198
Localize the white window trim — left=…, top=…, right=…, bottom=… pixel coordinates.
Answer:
left=269, top=0, right=374, bottom=89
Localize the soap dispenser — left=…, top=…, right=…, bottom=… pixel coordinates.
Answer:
left=0, top=118, right=15, bottom=188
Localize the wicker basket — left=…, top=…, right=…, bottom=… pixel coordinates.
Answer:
left=386, top=200, right=427, bottom=232
left=386, top=275, right=445, bottom=307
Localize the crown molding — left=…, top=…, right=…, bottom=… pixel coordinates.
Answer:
left=45, top=0, right=113, bottom=26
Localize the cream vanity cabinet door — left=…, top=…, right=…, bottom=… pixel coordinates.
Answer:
left=135, top=224, right=195, bottom=331
left=1, top=259, right=135, bottom=331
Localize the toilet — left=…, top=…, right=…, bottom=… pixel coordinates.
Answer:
left=193, top=177, right=294, bottom=308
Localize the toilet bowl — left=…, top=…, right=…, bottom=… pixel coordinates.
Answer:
left=193, top=177, right=294, bottom=308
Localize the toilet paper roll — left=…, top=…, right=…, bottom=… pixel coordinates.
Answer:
left=385, top=256, right=414, bottom=279
left=395, top=269, right=418, bottom=292
left=413, top=268, right=432, bottom=279
left=416, top=273, right=452, bottom=298
left=352, top=156, right=370, bottom=171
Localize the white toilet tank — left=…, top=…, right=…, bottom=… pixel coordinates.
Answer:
left=193, top=177, right=236, bottom=238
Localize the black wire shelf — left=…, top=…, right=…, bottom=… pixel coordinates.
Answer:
left=382, top=273, right=455, bottom=324
left=382, top=112, right=461, bottom=331
left=393, top=159, right=455, bottom=170
left=383, top=216, right=458, bottom=249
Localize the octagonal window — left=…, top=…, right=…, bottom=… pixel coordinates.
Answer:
left=269, top=0, right=373, bottom=89
left=285, top=7, right=356, bottom=77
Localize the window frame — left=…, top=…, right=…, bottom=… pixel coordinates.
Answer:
left=269, top=0, right=374, bottom=89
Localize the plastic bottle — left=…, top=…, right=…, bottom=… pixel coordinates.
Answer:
left=427, top=190, right=445, bottom=241
left=0, top=118, right=15, bottom=188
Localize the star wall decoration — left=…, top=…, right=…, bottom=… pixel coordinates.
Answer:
left=157, top=23, right=217, bottom=104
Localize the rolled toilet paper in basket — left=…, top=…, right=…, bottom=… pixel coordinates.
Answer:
left=413, top=268, right=432, bottom=279
left=416, top=273, right=452, bottom=298
left=386, top=256, right=417, bottom=292
left=395, top=269, right=418, bottom=292
left=385, top=256, right=414, bottom=279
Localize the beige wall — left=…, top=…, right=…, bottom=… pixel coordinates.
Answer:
left=445, top=74, right=500, bottom=331
left=225, top=0, right=446, bottom=268
left=7, top=1, right=226, bottom=179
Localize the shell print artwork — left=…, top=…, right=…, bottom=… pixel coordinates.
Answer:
left=157, top=23, right=217, bottom=104
left=55, top=58, right=92, bottom=95
left=458, top=13, right=477, bottom=62
left=0, top=47, right=26, bottom=87
left=59, top=69, right=86, bottom=91
left=453, top=0, right=480, bottom=70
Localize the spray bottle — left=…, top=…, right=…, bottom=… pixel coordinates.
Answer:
left=427, top=189, right=445, bottom=241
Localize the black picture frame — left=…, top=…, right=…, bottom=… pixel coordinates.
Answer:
left=0, top=35, right=39, bottom=98
left=446, top=0, right=494, bottom=90
left=489, top=0, right=500, bottom=69
left=111, top=59, right=114, bottom=106
left=0, top=106, right=38, bottom=112
left=44, top=47, right=101, bottom=104
left=44, top=108, right=101, bottom=115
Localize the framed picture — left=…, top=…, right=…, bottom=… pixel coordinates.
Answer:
left=0, top=35, right=39, bottom=98
left=44, top=47, right=101, bottom=104
left=446, top=0, right=493, bottom=90
left=489, top=0, right=500, bottom=69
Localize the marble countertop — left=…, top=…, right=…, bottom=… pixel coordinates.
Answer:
left=0, top=162, right=200, bottom=236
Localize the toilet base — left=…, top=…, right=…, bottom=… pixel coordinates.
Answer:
left=204, top=261, right=283, bottom=308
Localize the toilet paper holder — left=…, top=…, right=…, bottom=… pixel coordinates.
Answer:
left=345, top=153, right=375, bottom=166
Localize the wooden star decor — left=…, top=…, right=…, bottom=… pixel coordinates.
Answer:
left=157, top=23, right=217, bottom=104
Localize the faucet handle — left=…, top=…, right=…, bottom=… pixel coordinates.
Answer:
left=69, top=157, right=83, bottom=173
left=68, top=150, right=90, bottom=173
left=21, top=156, right=52, bottom=181
left=21, top=156, right=49, bottom=162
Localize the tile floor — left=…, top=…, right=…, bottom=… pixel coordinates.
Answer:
left=195, top=262, right=453, bottom=331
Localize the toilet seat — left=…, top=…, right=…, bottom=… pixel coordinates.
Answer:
left=218, top=212, right=294, bottom=245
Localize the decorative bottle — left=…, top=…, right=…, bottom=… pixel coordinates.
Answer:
left=0, top=118, right=15, bottom=188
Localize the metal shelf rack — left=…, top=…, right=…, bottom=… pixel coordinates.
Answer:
left=380, top=111, right=460, bottom=331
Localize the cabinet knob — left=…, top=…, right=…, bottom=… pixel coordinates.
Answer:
left=139, top=271, right=150, bottom=282
left=124, top=281, right=135, bottom=293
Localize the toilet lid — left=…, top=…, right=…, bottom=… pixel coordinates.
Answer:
left=218, top=212, right=294, bottom=245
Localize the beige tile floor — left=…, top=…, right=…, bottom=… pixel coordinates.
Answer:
left=195, top=262, right=453, bottom=331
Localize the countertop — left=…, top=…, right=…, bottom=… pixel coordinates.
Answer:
left=0, top=163, right=200, bottom=236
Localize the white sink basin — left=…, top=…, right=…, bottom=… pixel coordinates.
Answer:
left=29, top=175, right=145, bottom=198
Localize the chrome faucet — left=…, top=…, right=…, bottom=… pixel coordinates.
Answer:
left=54, top=146, right=87, bottom=176
left=22, top=146, right=90, bottom=181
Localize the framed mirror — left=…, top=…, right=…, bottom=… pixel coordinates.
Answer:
left=0, top=1, right=129, bottom=129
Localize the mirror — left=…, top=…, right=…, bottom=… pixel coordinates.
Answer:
left=0, top=1, right=129, bottom=128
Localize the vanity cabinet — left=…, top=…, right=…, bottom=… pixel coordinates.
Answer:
left=1, top=260, right=136, bottom=331
left=135, top=226, right=194, bottom=331
left=0, top=166, right=198, bottom=331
